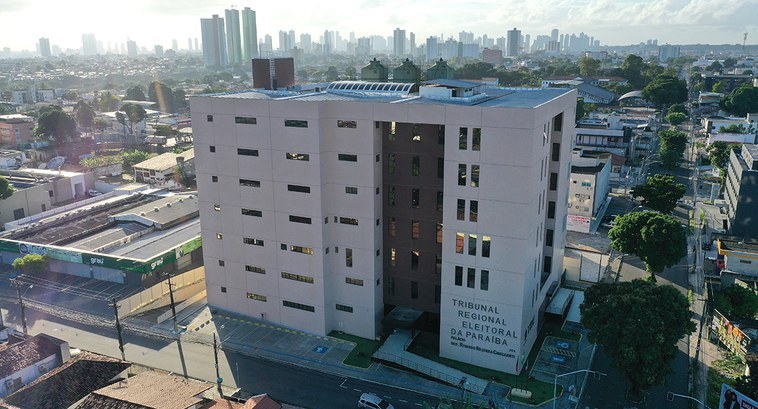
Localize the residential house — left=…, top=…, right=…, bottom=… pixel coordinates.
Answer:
left=711, top=235, right=758, bottom=287
left=0, top=115, right=34, bottom=147
left=0, top=334, right=71, bottom=397
left=574, top=125, right=633, bottom=158
left=701, top=73, right=754, bottom=94
left=133, top=148, right=195, bottom=187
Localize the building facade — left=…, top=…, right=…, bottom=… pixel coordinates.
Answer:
left=0, top=114, right=34, bottom=146
left=725, top=144, right=758, bottom=238
left=190, top=82, right=575, bottom=373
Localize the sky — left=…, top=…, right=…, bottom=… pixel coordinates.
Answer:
left=1, top=0, right=757, bottom=52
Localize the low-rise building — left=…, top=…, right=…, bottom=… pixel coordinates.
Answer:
left=725, top=144, right=758, bottom=238
left=0, top=334, right=71, bottom=397
left=567, top=149, right=611, bottom=233
left=133, top=148, right=195, bottom=187
left=574, top=126, right=633, bottom=158
left=0, top=115, right=34, bottom=147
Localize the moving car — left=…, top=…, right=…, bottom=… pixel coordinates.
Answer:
left=358, top=393, right=394, bottom=409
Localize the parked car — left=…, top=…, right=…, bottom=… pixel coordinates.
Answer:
left=358, top=393, right=394, bottom=409
left=87, top=189, right=102, bottom=197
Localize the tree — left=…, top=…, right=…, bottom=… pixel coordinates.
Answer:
left=665, top=112, right=686, bottom=126
left=0, top=103, right=15, bottom=115
left=642, top=75, right=687, bottom=108
left=608, top=211, right=688, bottom=277
left=325, top=66, right=339, bottom=81
left=575, top=98, right=585, bottom=121
left=581, top=279, right=695, bottom=397
left=720, top=84, right=758, bottom=117
left=12, top=254, right=49, bottom=274
left=667, top=103, right=687, bottom=115
left=97, top=91, right=120, bottom=111
left=122, top=150, right=149, bottom=171
left=117, top=103, right=147, bottom=137
left=61, top=90, right=79, bottom=101
left=74, top=100, right=96, bottom=135
left=658, top=129, right=688, bottom=169
left=711, top=81, right=726, bottom=93
left=630, top=175, right=687, bottom=214
left=172, top=89, right=187, bottom=110
left=712, top=285, right=758, bottom=320
left=708, top=141, right=742, bottom=170
left=706, top=60, right=723, bottom=72
left=148, top=81, right=175, bottom=112
left=619, top=54, right=646, bottom=88
left=125, top=85, right=147, bottom=101
left=0, top=175, right=15, bottom=199
left=454, top=62, right=496, bottom=79
left=579, top=57, right=601, bottom=77
left=719, top=124, right=746, bottom=133
left=36, top=105, right=78, bottom=143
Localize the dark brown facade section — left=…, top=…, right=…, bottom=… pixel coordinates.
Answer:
left=252, top=58, right=295, bottom=90
left=382, top=122, right=445, bottom=315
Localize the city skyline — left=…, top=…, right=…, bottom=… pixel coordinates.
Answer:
left=1, top=0, right=756, bottom=53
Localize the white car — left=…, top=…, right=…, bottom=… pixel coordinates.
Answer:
left=87, top=189, right=102, bottom=197
left=358, top=393, right=394, bottom=409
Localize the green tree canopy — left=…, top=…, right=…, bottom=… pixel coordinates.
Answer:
left=719, top=124, right=746, bottom=133
left=125, top=85, right=147, bottom=101
left=117, top=103, right=147, bottom=136
left=0, top=103, right=15, bottom=115
left=608, top=211, right=688, bottom=276
left=712, top=285, right=758, bottom=320
left=148, top=81, right=175, bottom=112
left=712, top=81, right=726, bottom=93
left=581, top=279, right=695, bottom=396
left=0, top=175, right=15, bottom=200
left=642, top=75, right=688, bottom=108
left=720, top=84, right=758, bottom=117
left=630, top=174, right=687, bottom=214
left=667, top=103, right=687, bottom=115
left=122, top=150, right=149, bottom=171
left=708, top=141, right=742, bottom=170
left=454, top=62, right=496, bottom=79
left=172, top=89, right=187, bottom=110
left=74, top=100, right=96, bottom=132
left=97, top=91, right=120, bottom=111
left=579, top=57, right=602, bottom=77
left=658, top=129, right=688, bottom=169
left=36, top=105, right=78, bottom=143
left=325, top=66, right=340, bottom=81
left=665, top=112, right=686, bottom=126
left=12, top=254, right=49, bottom=274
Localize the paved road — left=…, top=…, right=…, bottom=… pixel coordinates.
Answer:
left=0, top=303, right=440, bottom=409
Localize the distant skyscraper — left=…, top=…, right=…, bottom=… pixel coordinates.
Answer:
left=241, top=7, right=258, bottom=61
left=82, top=33, right=97, bottom=56
left=154, top=45, right=164, bottom=56
left=506, top=28, right=520, bottom=57
left=426, top=36, right=439, bottom=60
left=200, top=14, right=228, bottom=68
left=551, top=29, right=559, bottom=43
left=188, top=38, right=193, bottom=51
left=393, top=28, right=406, bottom=56
left=38, top=38, right=51, bottom=58
left=126, top=40, right=137, bottom=57
left=225, top=8, right=242, bottom=65
left=658, top=44, right=681, bottom=62
left=496, top=37, right=506, bottom=51
left=194, top=38, right=199, bottom=51
left=263, top=34, right=273, bottom=56
left=409, top=32, right=416, bottom=56
left=300, top=33, right=312, bottom=53
left=524, top=34, right=531, bottom=53
left=323, top=30, right=333, bottom=55
left=172, top=39, right=178, bottom=51
left=459, top=31, right=474, bottom=44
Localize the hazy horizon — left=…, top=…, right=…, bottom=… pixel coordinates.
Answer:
left=2, top=0, right=757, bottom=53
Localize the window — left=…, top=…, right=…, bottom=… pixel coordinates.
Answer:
left=468, top=234, right=477, bottom=256
left=290, top=245, right=314, bottom=255
left=480, top=270, right=489, bottom=291
left=435, top=285, right=441, bottom=304
left=469, top=200, right=478, bottom=222
left=218, top=260, right=225, bottom=266
left=548, top=201, right=556, bottom=219
left=412, top=155, right=420, bottom=176
left=214, top=204, right=221, bottom=211
left=235, top=116, right=257, bottom=124
left=340, top=217, right=359, bottom=226
left=207, top=115, right=213, bottom=122
left=245, top=265, right=266, bottom=274
left=389, top=217, right=397, bottom=237
left=467, top=268, right=475, bottom=288
left=240, top=179, right=261, bottom=187
left=437, top=157, right=444, bottom=179
left=437, top=191, right=443, bottom=212
left=411, top=251, right=419, bottom=270
left=216, top=233, right=223, bottom=240
left=346, top=248, right=353, bottom=267
left=281, top=243, right=288, bottom=250
left=436, top=223, right=443, bottom=244
left=411, top=281, right=419, bottom=299
left=376, top=187, right=380, bottom=195
left=289, top=215, right=312, bottom=224
left=388, top=186, right=396, bottom=206
left=388, top=153, right=396, bottom=175
left=243, top=237, right=264, bottom=246
left=438, top=125, right=445, bottom=144
left=220, top=286, right=227, bottom=293
left=412, top=124, right=422, bottom=141
left=376, top=154, right=380, bottom=162
left=551, top=142, right=561, bottom=162
left=472, top=128, right=481, bottom=151
left=237, top=148, right=259, bottom=156
left=389, top=247, right=396, bottom=266
left=406, top=219, right=419, bottom=239
left=337, top=120, right=357, bottom=128
left=284, top=119, right=308, bottom=128
left=457, top=199, right=465, bottom=221
left=482, top=236, right=491, bottom=258
left=283, top=300, right=315, bottom=312
left=546, top=229, right=554, bottom=246
left=455, top=233, right=464, bottom=254
left=459, top=127, right=468, bottom=149
left=336, top=304, right=354, bottom=313
left=411, top=189, right=420, bottom=208
left=345, top=186, right=358, bottom=195
left=458, top=164, right=466, bottom=186
left=211, top=175, right=218, bottom=182
left=553, top=112, right=563, bottom=132
left=346, top=277, right=364, bottom=286
left=581, top=181, right=592, bottom=187
left=470, top=165, right=480, bottom=187
left=281, top=272, right=314, bottom=284
left=209, top=145, right=216, bottom=152
left=286, top=152, right=309, bottom=161
left=338, top=153, right=358, bottom=162
left=543, top=255, right=552, bottom=273
left=549, top=172, right=558, bottom=190
left=455, top=266, right=463, bottom=286
left=288, top=184, right=310, bottom=193
left=390, top=121, right=397, bottom=139
left=247, top=293, right=267, bottom=302
left=739, top=259, right=752, bottom=264
left=242, top=208, right=262, bottom=217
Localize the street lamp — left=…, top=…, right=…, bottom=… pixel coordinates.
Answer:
left=10, top=279, right=31, bottom=335
left=553, top=369, right=606, bottom=409
left=162, top=272, right=178, bottom=333
left=109, top=297, right=126, bottom=361
left=667, top=391, right=711, bottom=408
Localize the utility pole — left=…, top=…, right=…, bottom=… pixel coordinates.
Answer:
left=164, top=272, right=178, bottom=333
left=213, top=333, right=222, bottom=394
left=10, top=279, right=27, bottom=335
left=110, top=297, right=126, bottom=361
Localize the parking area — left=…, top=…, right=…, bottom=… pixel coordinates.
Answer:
left=531, top=336, right=580, bottom=378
